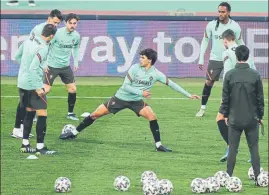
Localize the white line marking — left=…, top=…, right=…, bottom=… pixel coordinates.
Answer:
left=1, top=95, right=268, bottom=101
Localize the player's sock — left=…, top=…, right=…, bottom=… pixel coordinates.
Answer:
left=36, top=143, right=45, bottom=150
left=76, top=116, right=95, bottom=133
left=14, top=103, right=21, bottom=128
left=201, top=83, right=213, bottom=106
left=150, top=120, right=161, bottom=144
left=36, top=116, right=47, bottom=144
left=22, top=139, right=29, bottom=146
left=217, top=120, right=228, bottom=144
left=23, top=111, right=35, bottom=139
left=68, top=93, right=76, bottom=113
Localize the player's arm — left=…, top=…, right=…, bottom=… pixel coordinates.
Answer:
left=256, top=74, right=264, bottom=120
left=15, top=42, right=25, bottom=64
left=198, top=23, right=212, bottom=65
left=29, top=48, right=48, bottom=89
left=222, top=53, right=233, bottom=80
left=72, top=34, right=81, bottom=69
left=234, top=25, right=245, bottom=46
left=156, top=70, right=192, bottom=98
left=219, top=73, right=230, bottom=117
left=122, top=65, right=143, bottom=96
left=248, top=56, right=257, bottom=70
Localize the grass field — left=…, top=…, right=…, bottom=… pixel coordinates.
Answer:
left=1, top=77, right=268, bottom=195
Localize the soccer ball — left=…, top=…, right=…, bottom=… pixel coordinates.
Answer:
left=226, top=177, right=242, bottom=192
left=142, top=180, right=159, bottom=195
left=158, top=179, right=173, bottom=195
left=205, top=177, right=220, bottom=193
left=62, top=124, right=76, bottom=134
left=248, top=166, right=264, bottom=180
left=257, top=171, right=268, bottom=187
left=54, top=177, right=71, bottom=193
left=113, top=176, right=130, bottom=191
left=214, top=171, right=230, bottom=186
left=141, top=171, right=158, bottom=185
left=143, top=177, right=159, bottom=186
left=190, top=178, right=207, bottom=194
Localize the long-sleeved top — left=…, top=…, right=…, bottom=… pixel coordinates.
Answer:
left=115, top=63, right=192, bottom=101
left=222, top=42, right=256, bottom=80
left=16, top=36, right=49, bottom=90
left=219, top=63, right=264, bottom=127
left=46, top=27, right=80, bottom=68
left=199, top=19, right=244, bottom=65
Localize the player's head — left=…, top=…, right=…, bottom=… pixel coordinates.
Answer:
left=218, top=2, right=231, bottom=21
left=235, top=45, right=249, bottom=62
left=41, top=24, right=57, bottom=41
left=222, top=29, right=235, bottom=47
left=65, top=13, right=79, bottom=32
left=139, top=48, right=157, bottom=66
left=47, top=9, right=63, bottom=27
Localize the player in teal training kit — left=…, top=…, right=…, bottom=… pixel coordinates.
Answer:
left=196, top=2, right=245, bottom=117
left=43, top=13, right=80, bottom=121
left=216, top=29, right=256, bottom=162
left=16, top=24, right=57, bottom=155
left=11, top=9, right=63, bottom=139
left=59, top=48, right=200, bottom=152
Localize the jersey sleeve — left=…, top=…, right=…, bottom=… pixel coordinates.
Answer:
left=198, top=22, right=212, bottom=65
left=156, top=70, right=191, bottom=98
left=73, top=33, right=81, bottom=68
left=234, top=23, right=245, bottom=45
left=15, top=42, right=25, bottom=64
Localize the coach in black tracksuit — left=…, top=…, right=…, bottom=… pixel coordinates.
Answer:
left=219, top=45, right=264, bottom=181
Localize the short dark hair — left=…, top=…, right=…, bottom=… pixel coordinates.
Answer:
left=139, top=48, right=157, bottom=65
left=65, top=13, right=80, bottom=22
left=222, top=29, right=235, bottom=41
left=49, top=9, right=63, bottom=21
left=41, top=24, right=57, bottom=37
left=235, top=45, right=249, bottom=62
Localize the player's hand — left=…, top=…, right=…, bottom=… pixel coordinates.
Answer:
left=44, top=66, right=50, bottom=73
left=143, top=91, right=151, bottom=98
left=36, top=88, right=45, bottom=96
left=74, top=66, right=78, bottom=72
left=224, top=118, right=229, bottom=126
left=258, top=119, right=263, bottom=125
left=198, top=64, right=204, bottom=70
left=189, top=94, right=200, bottom=99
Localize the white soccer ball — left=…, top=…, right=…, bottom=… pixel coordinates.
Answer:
left=54, top=177, right=71, bottom=193
left=226, top=177, right=242, bottom=192
left=205, top=177, right=220, bottom=193
left=141, top=171, right=158, bottom=184
left=248, top=166, right=264, bottom=180
left=143, top=177, right=159, bottom=187
left=257, top=171, right=268, bottom=187
left=214, top=171, right=230, bottom=186
left=158, top=179, right=173, bottom=195
left=113, top=176, right=130, bottom=191
left=62, top=124, right=76, bottom=134
left=190, top=178, right=207, bottom=194
left=142, top=180, right=159, bottom=195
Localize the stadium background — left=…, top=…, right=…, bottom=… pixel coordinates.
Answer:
left=1, top=1, right=268, bottom=195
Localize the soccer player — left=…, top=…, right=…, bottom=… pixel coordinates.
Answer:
left=16, top=24, right=57, bottom=154
left=217, top=29, right=256, bottom=162
left=43, top=13, right=81, bottom=121
left=59, top=48, right=200, bottom=152
left=219, top=45, right=264, bottom=183
left=11, top=9, right=63, bottom=138
left=196, top=2, right=244, bottom=117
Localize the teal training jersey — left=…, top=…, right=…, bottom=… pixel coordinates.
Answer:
left=16, top=37, right=49, bottom=90
left=199, top=19, right=244, bottom=65
left=30, top=22, right=47, bottom=39
left=222, top=42, right=256, bottom=79
left=115, top=63, right=191, bottom=101
left=47, top=27, right=80, bottom=68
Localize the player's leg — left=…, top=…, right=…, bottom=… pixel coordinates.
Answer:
left=131, top=101, right=172, bottom=152
left=59, top=96, right=126, bottom=139
left=59, top=66, right=78, bottom=120
left=226, top=125, right=242, bottom=177
left=216, top=112, right=229, bottom=162
left=196, top=61, right=223, bottom=117
left=11, top=102, right=24, bottom=138
left=19, top=89, right=36, bottom=153
left=244, top=123, right=261, bottom=182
